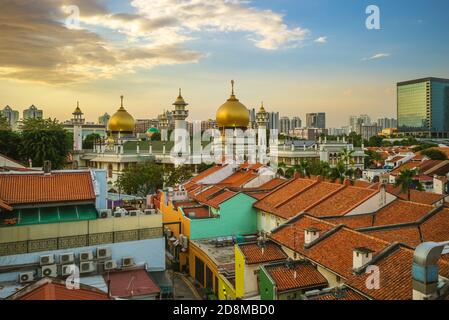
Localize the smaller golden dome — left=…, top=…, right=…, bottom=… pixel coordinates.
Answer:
left=259, top=102, right=266, bottom=113
left=108, top=95, right=135, bottom=132
left=173, top=88, right=188, bottom=106
left=216, top=80, right=250, bottom=128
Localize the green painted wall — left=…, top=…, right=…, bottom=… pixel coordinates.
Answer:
left=259, top=266, right=275, bottom=300
left=189, top=193, right=258, bottom=240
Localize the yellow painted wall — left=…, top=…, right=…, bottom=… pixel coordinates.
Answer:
left=159, top=192, right=191, bottom=238
left=188, top=242, right=220, bottom=295
left=0, top=215, right=163, bottom=244
left=218, top=273, right=236, bottom=300
left=234, top=245, right=245, bottom=298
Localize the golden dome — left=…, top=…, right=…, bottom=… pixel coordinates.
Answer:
left=216, top=80, right=249, bottom=128
left=108, top=95, right=135, bottom=132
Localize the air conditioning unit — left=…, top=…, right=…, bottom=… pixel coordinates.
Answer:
left=145, top=209, right=156, bottom=215
left=39, top=254, right=55, bottom=266
left=97, top=247, right=112, bottom=259
left=61, top=264, right=77, bottom=277
left=79, top=251, right=94, bottom=262
left=114, top=212, right=122, bottom=218
left=80, top=261, right=96, bottom=274
left=60, top=253, right=75, bottom=264
left=99, top=209, right=112, bottom=219
left=122, top=257, right=135, bottom=268
left=41, top=265, right=57, bottom=278
left=19, top=272, right=35, bottom=284
left=180, top=235, right=189, bottom=249
left=104, top=260, right=117, bottom=271
left=129, top=210, right=140, bottom=217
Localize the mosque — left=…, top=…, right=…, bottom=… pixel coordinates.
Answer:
left=72, top=81, right=270, bottom=186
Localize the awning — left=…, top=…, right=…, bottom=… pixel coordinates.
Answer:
left=1, top=204, right=98, bottom=227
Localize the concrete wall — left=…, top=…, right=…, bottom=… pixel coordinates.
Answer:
left=257, top=211, right=286, bottom=234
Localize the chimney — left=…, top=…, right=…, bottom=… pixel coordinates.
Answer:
left=433, top=175, right=445, bottom=195
left=43, top=161, right=52, bottom=175
left=304, top=228, right=320, bottom=245
left=353, top=247, right=374, bottom=269
left=378, top=183, right=387, bottom=207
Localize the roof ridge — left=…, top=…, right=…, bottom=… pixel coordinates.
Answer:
left=302, top=184, right=346, bottom=213
left=304, top=224, right=345, bottom=249
left=274, top=179, right=318, bottom=209
left=353, top=242, right=403, bottom=275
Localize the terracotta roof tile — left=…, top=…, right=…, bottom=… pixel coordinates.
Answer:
left=205, top=190, right=237, bottom=209
left=265, top=262, right=328, bottom=292
left=218, top=170, right=257, bottom=187
left=239, top=242, right=287, bottom=265
left=309, top=288, right=366, bottom=300
left=0, top=172, right=95, bottom=205
left=325, top=215, right=374, bottom=229
left=385, top=185, right=444, bottom=205
left=373, top=200, right=433, bottom=226
left=364, top=227, right=423, bottom=248
left=105, top=269, right=160, bottom=299
left=420, top=208, right=449, bottom=243
left=183, top=206, right=211, bottom=219
left=307, top=186, right=378, bottom=217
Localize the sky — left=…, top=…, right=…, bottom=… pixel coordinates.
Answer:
left=1, top=0, right=448, bottom=128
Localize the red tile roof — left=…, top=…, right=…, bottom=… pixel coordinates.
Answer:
left=205, top=190, right=237, bottom=209
left=239, top=242, right=287, bottom=265
left=325, top=215, right=374, bottom=229
left=183, top=206, right=211, bottom=219
left=218, top=170, right=257, bottom=187
left=8, top=278, right=110, bottom=300
left=373, top=200, right=433, bottom=226
left=309, top=288, right=366, bottom=300
left=420, top=208, right=449, bottom=243
left=258, top=178, right=288, bottom=190
left=0, top=172, right=95, bottom=206
left=190, top=165, right=226, bottom=183
left=255, top=179, right=347, bottom=219
left=105, top=269, right=160, bottom=299
left=364, top=227, right=423, bottom=248
left=307, top=186, right=378, bottom=217
left=385, top=185, right=444, bottom=205
left=265, top=262, right=328, bottom=292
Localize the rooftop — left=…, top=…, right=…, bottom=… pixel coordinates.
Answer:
left=238, top=241, right=287, bottom=265
left=104, top=269, right=160, bottom=299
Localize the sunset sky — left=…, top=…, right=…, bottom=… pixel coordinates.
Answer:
left=1, top=0, right=448, bottom=127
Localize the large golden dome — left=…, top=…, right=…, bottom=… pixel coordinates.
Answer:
left=108, top=95, right=135, bottom=132
left=216, top=80, right=249, bottom=128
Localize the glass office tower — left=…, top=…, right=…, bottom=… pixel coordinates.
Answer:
left=397, top=77, right=449, bottom=138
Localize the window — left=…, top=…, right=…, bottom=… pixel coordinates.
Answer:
left=108, top=164, right=113, bottom=178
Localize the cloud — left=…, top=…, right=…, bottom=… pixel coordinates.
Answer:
left=361, top=53, right=391, bottom=61
left=0, top=0, right=309, bottom=85
left=314, top=36, right=327, bottom=44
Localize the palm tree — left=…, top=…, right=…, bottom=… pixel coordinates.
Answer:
left=294, top=159, right=311, bottom=178
left=330, top=161, right=346, bottom=183
left=394, top=169, right=423, bottom=200
left=339, top=148, right=355, bottom=170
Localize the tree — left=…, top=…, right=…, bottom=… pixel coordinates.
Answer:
left=310, top=161, right=331, bottom=179
left=116, top=162, right=164, bottom=196
left=83, top=133, right=101, bottom=150
left=197, top=163, right=214, bottom=173
left=394, top=169, right=423, bottom=200
left=365, top=150, right=383, bottom=168
left=165, top=165, right=193, bottom=187
left=330, top=161, right=346, bottom=183
left=0, top=115, right=22, bottom=160
left=339, top=148, right=355, bottom=169
left=0, top=114, right=10, bottom=131
left=20, top=118, right=70, bottom=169
left=293, top=160, right=311, bottom=178
left=367, top=136, right=383, bottom=147
left=420, top=149, right=448, bottom=161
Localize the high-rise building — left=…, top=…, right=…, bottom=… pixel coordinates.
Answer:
left=306, top=113, right=326, bottom=129
left=23, top=105, right=43, bottom=120
left=0, top=105, right=20, bottom=130
left=279, top=117, right=290, bottom=134
left=268, top=112, right=280, bottom=131
left=377, top=118, right=397, bottom=130
left=290, top=117, right=302, bottom=130
left=356, top=123, right=380, bottom=140
left=397, top=77, right=449, bottom=137
left=349, top=114, right=371, bottom=133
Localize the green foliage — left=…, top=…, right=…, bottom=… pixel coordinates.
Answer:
left=420, top=149, right=448, bottom=160
left=365, top=150, right=383, bottom=168
left=0, top=114, right=10, bottom=131
left=329, top=161, right=347, bottom=183
left=394, top=169, right=424, bottom=200
left=339, top=148, right=355, bottom=168
left=165, top=165, right=193, bottom=187
left=116, top=162, right=164, bottom=197
left=347, top=132, right=362, bottom=148
left=0, top=130, right=21, bottom=160
left=20, top=118, right=70, bottom=169
left=367, top=135, right=384, bottom=147
left=412, top=143, right=438, bottom=153
left=83, top=133, right=101, bottom=150
left=197, top=162, right=214, bottom=173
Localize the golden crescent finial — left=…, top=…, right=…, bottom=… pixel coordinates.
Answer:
left=231, top=80, right=235, bottom=95
left=120, top=95, right=124, bottom=108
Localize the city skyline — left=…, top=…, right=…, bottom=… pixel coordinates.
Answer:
left=1, top=0, right=449, bottom=127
